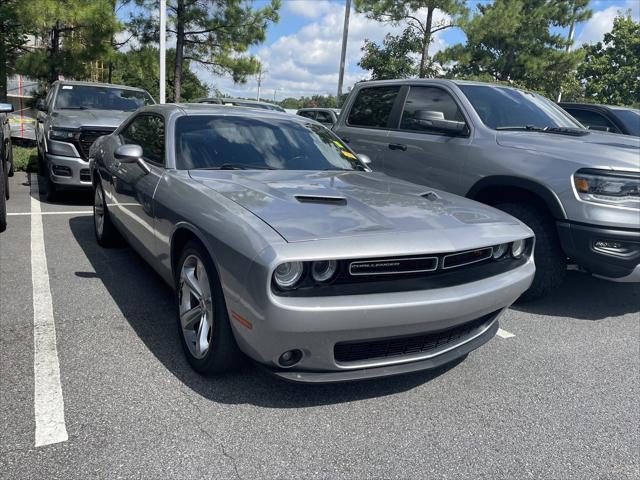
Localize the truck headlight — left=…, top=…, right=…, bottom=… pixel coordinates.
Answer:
left=49, top=128, right=76, bottom=141
left=574, top=169, right=639, bottom=209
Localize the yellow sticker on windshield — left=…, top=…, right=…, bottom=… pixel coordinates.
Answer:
left=333, top=140, right=345, bottom=149
left=341, top=150, right=357, bottom=160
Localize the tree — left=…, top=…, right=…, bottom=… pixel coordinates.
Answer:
left=15, top=0, right=120, bottom=84
left=0, top=0, right=33, bottom=101
left=354, top=0, right=467, bottom=78
left=578, top=14, right=639, bottom=106
left=436, top=0, right=591, bottom=98
left=132, top=0, right=280, bottom=102
left=359, top=28, right=421, bottom=80
left=111, top=46, right=209, bottom=102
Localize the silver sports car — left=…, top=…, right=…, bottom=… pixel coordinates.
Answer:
left=90, top=104, right=534, bottom=383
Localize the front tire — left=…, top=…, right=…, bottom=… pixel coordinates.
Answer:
left=0, top=158, right=6, bottom=233
left=93, top=181, right=121, bottom=247
left=176, top=241, right=242, bottom=374
left=495, top=202, right=566, bottom=301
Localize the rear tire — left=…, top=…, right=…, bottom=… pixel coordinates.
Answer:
left=93, top=181, right=121, bottom=247
left=176, top=241, right=243, bottom=374
left=0, top=159, right=6, bottom=233
left=495, top=202, right=566, bottom=302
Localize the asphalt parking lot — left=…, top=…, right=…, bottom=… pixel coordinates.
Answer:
left=1, top=171, right=638, bottom=479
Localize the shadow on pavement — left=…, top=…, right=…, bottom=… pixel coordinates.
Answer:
left=512, top=270, right=640, bottom=320
left=68, top=216, right=454, bottom=407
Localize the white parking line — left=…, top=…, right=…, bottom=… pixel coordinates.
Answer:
left=9, top=211, right=92, bottom=216
left=30, top=174, right=69, bottom=447
left=497, top=328, right=515, bottom=339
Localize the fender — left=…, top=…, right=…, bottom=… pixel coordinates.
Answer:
left=466, top=176, right=567, bottom=220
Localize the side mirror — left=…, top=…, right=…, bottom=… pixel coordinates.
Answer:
left=587, top=125, right=610, bottom=132
left=0, top=103, right=13, bottom=113
left=414, top=110, right=467, bottom=134
left=36, top=99, right=47, bottom=112
left=114, top=144, right=151, bottom=174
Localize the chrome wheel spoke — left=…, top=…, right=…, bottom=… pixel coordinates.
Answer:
left=180, top=304, right=202, bottom=330
left=181, top=268, right=202, bottom=299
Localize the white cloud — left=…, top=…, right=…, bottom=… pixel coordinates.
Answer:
left=578, top=0, right=640, bottom=44
left=199, top=6, right=450, bottom=99
left=285, top=0, right=337, bottom=19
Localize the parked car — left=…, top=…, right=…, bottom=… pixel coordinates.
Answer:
left=89, top=104, right=534, bottom=382
left=558, top=103, right=640, bottom=137
left=1, top=103, right=14, bottom=232
left=297, top=108, right=341, bottom=127
left=197, top=97, right=286, bottom=112
left=35, top=81, right=155, bottom=201
left=334, top=79, right=640, bottom=299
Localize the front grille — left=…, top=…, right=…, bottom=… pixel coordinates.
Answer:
left=77, top=129, right=114, bottom=159
left=334, top=311, right=497, bottom=364
left=80, top=168, right=91, bottom=182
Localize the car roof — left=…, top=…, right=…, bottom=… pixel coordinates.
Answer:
left=298, top=108, right=340, bottom=113
left=354, top=78, right=531, bottom=93
left=559, top=102, right=638, bottom=113
left=198, top=97, right=280, bottom=107
left=53, top=80, right=149, bottom=92
left=144, top=103, right=311, bottom=122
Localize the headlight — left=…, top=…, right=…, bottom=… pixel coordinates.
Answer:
left=311, top=260, right=337, bottom=282
left=511, top=239, right=525, bottom=258
left=273, top=262, right=304, bottom=289
left=49, top=128, right=76, bottom=141
left=492, top=243, right=509, bottom=259
left=574, top=170, right=639, bottom=209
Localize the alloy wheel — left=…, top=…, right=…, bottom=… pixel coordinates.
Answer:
left=178, top=254, right=214, bottom=359
left=94, top=186, right=105, bottom=238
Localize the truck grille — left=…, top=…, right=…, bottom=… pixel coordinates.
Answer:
left=334, top=311, right=498, bottom=364
left=77, top=129, right=114, bottom=159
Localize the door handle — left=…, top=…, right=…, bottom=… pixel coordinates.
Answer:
left=388, top=143, right=407, bottom=151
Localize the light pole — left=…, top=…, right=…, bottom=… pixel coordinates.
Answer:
left=159, top=0, right=166, bottom=104
left=337, top=0, right=351, bottom=104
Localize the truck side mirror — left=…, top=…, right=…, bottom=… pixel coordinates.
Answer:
left=36, top=99, right=48, bottom=112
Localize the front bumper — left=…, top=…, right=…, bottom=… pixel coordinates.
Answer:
left=46, top=153, right=92, bottom=189
left=557, top=221, right=640, bottom=282
left=229, top=258, right=534, bottom=383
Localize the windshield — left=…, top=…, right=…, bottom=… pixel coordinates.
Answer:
left=175, top=115, right=364, bottom=171
left=54, top=85, right=154, bottom=111
left=458, top=84, right=582, bottom=130
left=611, top=108, right=640, bottom=136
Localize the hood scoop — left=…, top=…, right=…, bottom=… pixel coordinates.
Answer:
left=295, top=195, right=347, bottom=206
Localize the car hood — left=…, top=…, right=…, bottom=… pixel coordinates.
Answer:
left=496, top=130, right=640, bottom=172
left=50, top=109, right=131, bottom=129
left=189, top=170, right=520, bottom=243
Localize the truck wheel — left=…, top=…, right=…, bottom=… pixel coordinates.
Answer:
left=46, top=175, right=58, bottom=202
left=495, top=202, right=566, bottom=302
left=176, top=241, right=243, bottom=374
left=0, top=159, right=7, bottom=233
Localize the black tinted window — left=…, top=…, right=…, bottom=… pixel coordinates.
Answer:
left=298, top=111, right=316, bottom=120
left=315, top=111, right=333, bottom=124
left=348, top=86, right=400, bottom=128
left=175, top=116, right=364, bottom=171
left=400, top=87, right=464, bottom=132
left=121, top=115, right=165, bottom=164
left=55, top=85, right=154, bottom=111
left=565, top=109, right=619, bottom=133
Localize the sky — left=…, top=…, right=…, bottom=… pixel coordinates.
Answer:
left=117, top=0, right=640, bottom=101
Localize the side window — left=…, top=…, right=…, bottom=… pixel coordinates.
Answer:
left=121, top=115, right=165, bottom=165
left=566, top=109, right=619, bottom=133
left=315, top=111, right=333, bottom=124
left=298, top=111, right=316, bottom=120
left=400, top=86, right=465, bottom=132
left=347, top=86, right=400, bottom=128
left=45, top=88, right=55, bottom=109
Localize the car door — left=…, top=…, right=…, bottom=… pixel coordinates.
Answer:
left=333, top=86, right=401, bottom=170
left=111, top=113, right=165, bottom=261
left=379, top=85, right=473, bottom=194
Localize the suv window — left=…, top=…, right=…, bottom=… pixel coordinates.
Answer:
left=347, top=86, right=400, bottom=128
left=315, top=111, right=333, bottom=124
left=400, top=86, right=465, bottom=132
left=565, top=109, right=620, bottom=133
left=121, top=114, right=165, bottom=165
left=298, top=111, right=316, bottom=120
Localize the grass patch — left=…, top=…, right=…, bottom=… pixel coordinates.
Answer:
left=12, top=145, right=38, bottom=172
